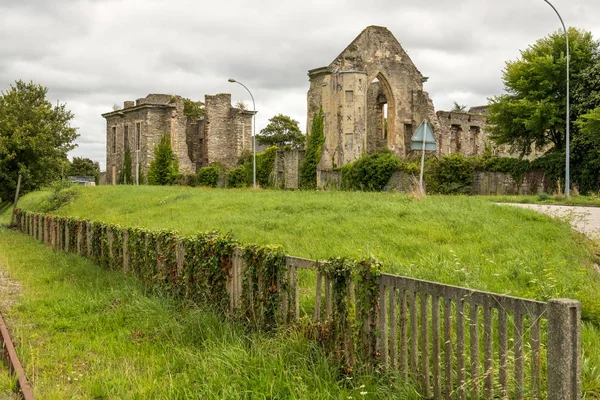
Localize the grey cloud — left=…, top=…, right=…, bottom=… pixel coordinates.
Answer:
left=1, top=0, right=596, bottom=171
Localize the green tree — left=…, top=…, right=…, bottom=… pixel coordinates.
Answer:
left=0, top=80, right=78, bottom=200
left=118, top=148, right=133, bottom=185
left=256, top=114, right=305, bottom=149
left=300, top=108, right=325, bottom=189
left=68, top=157, right=100, bottom=184
left=451, top=101, right=467, bottom=112
left=183, top=98, right=204, bottom=120
left=147, top=135, right=179, bottom=185
left=488, top=28, right=598, bottom=155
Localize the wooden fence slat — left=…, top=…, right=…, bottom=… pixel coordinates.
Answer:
left=399, top=289, right=408, bottom=379
left=498, top=309, right=509, bottom=399
left=420, top=293, right=430, bottom=397
left=444, top=297, right=453, bottom=400
left=314, top=271, right=322, bottom=322
left=514, top=312, right=525, bottom=400
left=457, top=299, right=466, bottom=400
left=470, top=301, right=480, bottom=399
left=531, top=314, right=541, bottom=399
left=409, top=291, right=418, bottom=381
left=379, top=283, right=388, bottom=367
left=389, top=286, right=398, bottom=369
left=484, top=306, right=494, bottom=399
left=432, top=295, right=441, bottom=399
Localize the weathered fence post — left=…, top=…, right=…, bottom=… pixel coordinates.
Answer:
left=547, top=298, right=581, bottom=400
left=122, top=229, right=129, bottom=272
left=64, top=223, right=69, bottom=253
left=9, top=174, right=21, bottom=227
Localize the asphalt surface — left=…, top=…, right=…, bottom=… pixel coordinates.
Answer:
left=503, top=203, right=600, bottom=240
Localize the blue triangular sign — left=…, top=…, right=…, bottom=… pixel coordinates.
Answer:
left=410, top=121, right=437, bottom=151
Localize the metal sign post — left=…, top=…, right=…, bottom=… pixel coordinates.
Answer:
left=410, top=121, right=437, bottom=194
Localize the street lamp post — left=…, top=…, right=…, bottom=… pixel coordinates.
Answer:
left=543, top=0, right=570, bottom=196
left=228, top=78, right=257, bottom=189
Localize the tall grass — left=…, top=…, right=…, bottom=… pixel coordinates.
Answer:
left=0, top=228, right=419, bottom=398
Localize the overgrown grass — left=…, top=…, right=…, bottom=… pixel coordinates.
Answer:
left=5, top=186, right=600, bottom=396
left=10, top=187, right=600, bottom=306
left=0, top=227, right=419, bottom=398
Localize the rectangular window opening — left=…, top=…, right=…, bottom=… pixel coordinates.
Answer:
left=136, top=122, right=141, bottom=151
left=345, top=90, right=354, bottom=103
left=112, top=127, right=117, bottom=153
left=124, top=125, right=129, bottom=150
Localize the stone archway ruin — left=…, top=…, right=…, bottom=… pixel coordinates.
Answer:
left=306, top=26, right=441, bottom=183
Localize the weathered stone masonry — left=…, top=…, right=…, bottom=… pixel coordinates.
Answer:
left=103, top=93, right=253, bottom=184
left=306, top=26, right=518, bottom=188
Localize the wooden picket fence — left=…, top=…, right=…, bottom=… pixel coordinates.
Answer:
left=14, top=210, right=581, bottom=399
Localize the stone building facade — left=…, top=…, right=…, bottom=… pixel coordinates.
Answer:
left=306, top=26, right=526, bottom=187
left=102, top=93, right=253, bottom=184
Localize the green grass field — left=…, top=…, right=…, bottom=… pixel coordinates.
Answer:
left=13, top=186, right=600, bottom=307
left=3, top=185, right=600, bottom=397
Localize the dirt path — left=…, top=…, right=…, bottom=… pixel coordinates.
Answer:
left=503, top=203, right=600, bottom=241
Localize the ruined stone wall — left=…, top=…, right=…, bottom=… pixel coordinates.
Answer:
left=203, top=93, right=252, bottom=169
left=168, top=97, right=195, bottom=174
left=232, top=110, right=253, bottom=162
left=186, top=118, right=204, bottom=171
left=436, top=111, right=489, bottom=157
left=472, top=170, right=548, bottom=195
left=273, top=149, right=306, bottom=189
left=105, top=106, right=165, bottom=184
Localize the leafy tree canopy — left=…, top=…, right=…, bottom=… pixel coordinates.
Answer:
left=487, top=28, right=598, bottom=155
left=69, top=157, right=100, bottom=183
left=0, top=80, right=78, bottom=200
left=257, top=114, right=305, bottom=149
left=183, top=98, right=204, bottom=120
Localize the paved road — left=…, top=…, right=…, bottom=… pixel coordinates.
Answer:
left=503, top=203, right=600, bottom=240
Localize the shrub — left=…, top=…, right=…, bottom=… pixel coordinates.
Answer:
left=39, top=181, right=78, bottom=212
left=477, top=156, right=531, bottom=182
left=300, top=108, right=325, bottom=189
left=341, top=149, right=400, bottom=191
left=425, top=153, right=474, bottom=194
left=226, top=166, right=249, bottom=188
left=118, top=148, right=134, bottom=185
left=147, top=135, right=179, bottom=186
left=196, top=165, right=223, bottom=188
left=236, top=146, right=277, bottom=188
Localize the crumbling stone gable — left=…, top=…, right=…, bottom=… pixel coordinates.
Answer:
left=307, top=25, right=440, bottom=182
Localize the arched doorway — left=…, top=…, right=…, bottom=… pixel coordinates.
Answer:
left=366, top=73, right=395, bottom=154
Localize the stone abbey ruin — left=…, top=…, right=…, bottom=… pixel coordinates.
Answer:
left=104, top=26, right=537, bottom=190
left=103, top=93, right=253, bottom=185
left=307, top=25, right=518, bottom=186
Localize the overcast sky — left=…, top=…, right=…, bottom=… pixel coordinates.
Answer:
left=1, top=0, right=598, bottom=170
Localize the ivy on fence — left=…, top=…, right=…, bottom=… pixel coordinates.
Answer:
left=12, top=210, right=386, bottom=376
left=242, top=244, right=287, bottom=331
